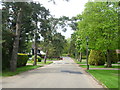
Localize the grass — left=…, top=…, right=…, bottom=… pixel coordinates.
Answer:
left=46, top=58, right=60, bottom=61
left=73, top=58, right=87, bottom=64
left=80, top=65, right=120, bottom=68
left=87, top=70, right=119, bottom=88
left=72, top=58, right=120, bottom=69
left=37, top=61, right=53, bottom=64
left=2, top=65, right=43, bottom=77
left=27, top=60, right=53, bottom=65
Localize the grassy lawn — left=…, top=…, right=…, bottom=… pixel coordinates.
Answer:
left=27, top=60, right=53, bottom=64
left=73, top=59, right=87, bottom=64
left=80, top=65, right=120, bottom=68
left=46, top=58, right=60, bottom=61
left=87, top=70, right=119, bottom=88
left=37, top=61, right=53, bottom=64
left=2, top=65, right=43, bottom=77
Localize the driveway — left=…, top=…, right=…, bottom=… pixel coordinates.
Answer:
left=2, top=57, right=103, bottom=88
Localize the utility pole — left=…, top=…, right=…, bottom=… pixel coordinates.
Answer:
left=86, top=36, right=89, bottom=70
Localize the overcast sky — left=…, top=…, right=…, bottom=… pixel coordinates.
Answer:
left=34, top=0, right=88, bottom=39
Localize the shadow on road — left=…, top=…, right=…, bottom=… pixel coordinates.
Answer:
left=61, top=70, right=83, bottom=74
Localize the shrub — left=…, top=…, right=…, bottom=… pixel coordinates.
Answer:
left=82, top=55, right=86, bottom=59
left=2, top=51, right=10, bottom=70
left=88, top=50, right=106, bottom=66
left=17, top=53, right=29, bottom=67
left=32, top=55, right=42, bottom=62
left=28, top=55, right=32, bottom=58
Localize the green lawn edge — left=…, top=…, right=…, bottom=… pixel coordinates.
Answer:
left=27, top=61, right=53, bottom=65
left=79, top=65, right=120, bottom=68
left=2, top=65, right=43, bottom=77
left=86, top=70, right=119, bottom=89
left=2, top=61, right=53, bottom=77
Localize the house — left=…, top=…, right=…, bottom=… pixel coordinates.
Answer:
left=31, top=44, right=46, bottom=57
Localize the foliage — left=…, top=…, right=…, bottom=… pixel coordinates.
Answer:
left=17, top=53, right=29, bottom=67
left=2, top=30, right=14, bottom=70
left=2, top=2, right=51, bottom=70
left=52, top=33, right=66, bottom=57
left=77, top=2, right=118, bottom=50
left=2, top=52, right=29, bottom=70
left=82, top=55, right=86, bottom=59
left=63, top=38, right=71, bottom=54
left=88, top=50, right=106, bottom=65
left=69, top=32, right=77, bottom=58
left=74, top=2, right=119, bottom=67
left=39, top=32, right=66, bottom=58
left=31, top=55, right=42, bottom=62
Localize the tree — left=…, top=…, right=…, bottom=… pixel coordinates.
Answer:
left=2, top=2, right=51, bottom=70
left=3, top=2, right=33, bottom=72
left=39, top=16, right=69, bottom=63
left=69, top=32, right=78, bottom=58
left=77, top=2, right=119, bottom=67
left=63, top=38, right=70, bottom=55
left=52, top=33, right=66, bottom=57
left=10, top=7, right=22, bottom=72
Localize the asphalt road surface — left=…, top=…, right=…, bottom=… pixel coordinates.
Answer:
left=2, top=57, right=103, bottom=88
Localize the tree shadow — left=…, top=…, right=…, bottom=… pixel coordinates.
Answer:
left=61, top=70, right=83, bottom=74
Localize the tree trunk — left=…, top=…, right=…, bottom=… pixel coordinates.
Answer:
left=33, top=27, right=37, bottom=65
left=79, top=52, right=82, bottom=62
left=33, top=37, right=37, bottom=66
left=10, top=8, right=22, bottom=72
left=33, top=21, right=38, bottom=66
left=78, top=52, right=82, bottom=62
left=106, top=49, right=112, bottom=67
left=44, top=50, right=48, bottom=64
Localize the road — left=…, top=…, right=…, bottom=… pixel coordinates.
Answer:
left=2, top=57, right=103, bottom=88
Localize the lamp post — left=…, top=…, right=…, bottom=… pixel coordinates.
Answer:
left=86, top=36, right=89, bottom=70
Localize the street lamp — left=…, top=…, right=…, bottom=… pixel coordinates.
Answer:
left=86, top=36, right=89, bottom=70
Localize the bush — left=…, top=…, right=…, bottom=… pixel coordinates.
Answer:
left=32, top=55, right=42, bottom=62
left=82, top=55, right=86, bottom=59
left=17, top=53, right=29, bottom=67
left=88, top=50, right=106, bottom=66
left=2, top=51, right=10, bottom=70
left=28, top=55, right=32, bottom=58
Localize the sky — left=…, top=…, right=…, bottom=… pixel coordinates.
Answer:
left=33, top=0, right=88, bottom=39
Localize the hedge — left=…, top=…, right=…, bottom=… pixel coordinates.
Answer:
left=32, top=55, right=42, bottom=62
left=17, top=53, right=29, bottom=67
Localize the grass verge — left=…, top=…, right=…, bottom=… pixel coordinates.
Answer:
left=27, top=61, right=53, bottom=65
left=86, top=70, right=119, bottom=88
left=2, top=65, right=43, bottom=77
left=72, top=58, right=86, bottom=64
left=80, top=65, right=120, bottom=68
left=37, top=61, right=53, bottom=64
